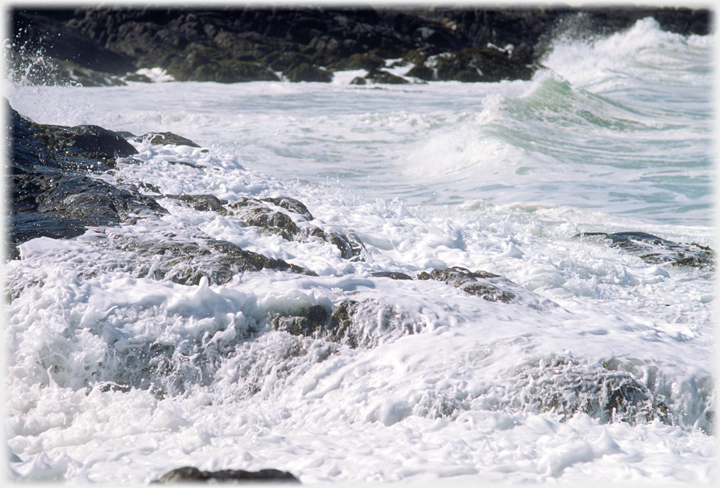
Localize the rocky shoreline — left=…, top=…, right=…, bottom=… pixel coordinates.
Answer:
left=8, top=6, right=711, bottom=86
left=7, top=99, right=713, bottom=425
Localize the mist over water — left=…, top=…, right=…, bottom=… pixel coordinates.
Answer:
left=5, top=18, right=715, bottom=484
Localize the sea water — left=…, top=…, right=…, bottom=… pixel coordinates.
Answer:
left=4, top=18, right=716, bottom=484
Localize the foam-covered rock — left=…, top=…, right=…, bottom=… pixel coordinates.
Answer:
left=576, top=231, right=714, bottom=269
left=157, top=466, right=300, bottom=483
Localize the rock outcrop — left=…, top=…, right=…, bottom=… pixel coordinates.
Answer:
left=6, top=101, right=314, bottom=282
left=418, top=267, right=517, bottom=303
left=576, top=231, right=714, bottom=269
left=510, top=357, right=672, bottom=427
left=7, top=7, right=710, bottom=85
left=271, top=299, right=405, bottom=349
left=7, top=102, right=165, bottom=258
left=156, top=466, right=300, bottom=483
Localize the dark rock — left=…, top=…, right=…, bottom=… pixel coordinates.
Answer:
left=7, top=52, right=128, bottom=87
left=273, top=305, right=329, bottom=337
left=432, top=46, right=533, bottom=83
left=302, top=227, right=365, bottom=261
left=9, top=173, right=168, bottom=248
left=273, top=298, right=401, bottom=348
left=168, top=194, right=229, bottom=215
left=9, top=102, right=137, bottom=168
left=230, top=197, right=301, bottom=240
left=10, top=214, right=87, bottom=245
left=265, top=52, right=313, bottom=73
left=365, top=69, right=409, bottom=84
left=7, top=102, right=166, bottom=256
left=371, top=271, right=413, bottom=280
left=32, top=124, right=138, bottom=162
left=56, top=60, right=128, bottom=87
left=157, top=466, right=300, bottom=483
left=272, top=297, right=431, bottom=349
left=160, top=41, right=281, bottom=82
left=350, top=76, right=366, bottom=85
left=418, top=267, right=516, bottom=303
left=513, top=357, right=672, bottom=426
left=191, top=60, right=280, bottom=83
left=135, top=132, right=200, bottom=147
left=123, top=72, right=153, bottom=82
left=284, top=62, right=332, bottom=82
left=167, top=160, right=206, bottom=169
left=229, top=196, right=364, bottom=260
left=7, top=102, right=312, bottom=287
left=405, top=63, right=434, bottom=81
left=329, top=51, right=385, bottom=71
left=576, top=231, right=714, bottom=269
left=309, top=34, right=341, bottom=55
left=401, top=48, right=429, bottom=65
left=8, top=7, right=709, bottom=87
left=11, top=10, right=136, bottom=75
left=327, top=231, right=365, bottom=260
left=107, top=232, right=314, bottom=286
left=262, top=197, right=314, bottom=220
left=34, top=176, right=163, bottom=227
left=328, top=300, right=361, bottom=347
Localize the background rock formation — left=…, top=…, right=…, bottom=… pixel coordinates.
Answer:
left=7, top=6, right=710, bottom=85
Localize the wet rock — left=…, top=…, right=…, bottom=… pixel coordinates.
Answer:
left=190, top=60, right=281, bottom=83
left=273, top=305, right=330, bottom=338
left=123, top=72, right=153, bottom=82
left=6, top=102, right=312, bottom=286
left=272, top=301, right=360, bottom=346
left=10, top=214, right=87, bottom=247
left=576, top=231, right=714, bottom=269
left=365, top=69, right=409, bottom=84
left=157, top=466, right=300, bottom=483
left=327, top=231, right=366, bottom=260
left=167, top=194, right=229, bottom=215
left=231, top=197, right=301, bottom=240
left=262, top=197, right=314, bottom=221
left=32, top=176, right=164, bottom=227
left=350, top=76, right=366, bottom=85
left=329, top=51, right=385, bottom=71
left=400, top=48, right=430, bottom=66
left=405, top=63, right=434, bottom=81
left=284, top=62, right=333, bottom=82
left=273, top=298, right=416, bottom=348
left=34, top=124, right=136, bottom=162
left=107, top=231, right=314, bottom=286
left=431, top=46, right=533, bottom=82
left=9, top=7, right=709, bottom=88
left=9, top=172, right=165, bottom=256
left=371, top=271, right=413, bottom=280
left=265, top=52, right=312, bottom=73
left=229, top=196, right=365, bottom=259
left=7, top=104, right=166, bottom=255
left=418, top=267, right=517, bottom=303
left=20, top=112, right=138, bottom=165
left=512, top=357, right=672, bottom=426
left=135, top=132, right=200, bottom=147
left=7, top=51, right=128, bottom=87
left=11, top=10, right=135, bottom=76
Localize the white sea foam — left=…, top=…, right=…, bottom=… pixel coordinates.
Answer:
left=5, top=18, right=715, bottom=484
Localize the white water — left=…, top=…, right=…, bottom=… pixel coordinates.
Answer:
left=5, top=18, right=716, bottom=484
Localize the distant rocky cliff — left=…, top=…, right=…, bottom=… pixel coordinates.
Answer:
left=7, top=6, right=711, bottom=86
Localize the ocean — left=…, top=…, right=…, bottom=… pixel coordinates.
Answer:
left=5, top=17, right=716, bottom=484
